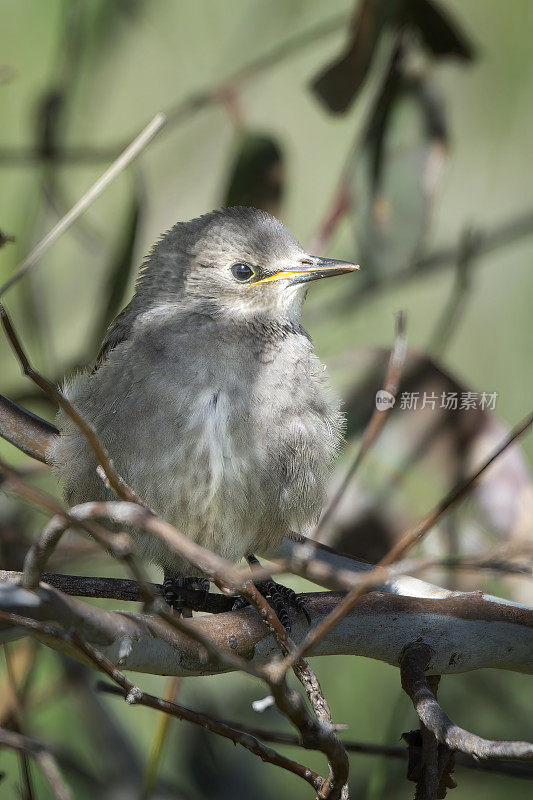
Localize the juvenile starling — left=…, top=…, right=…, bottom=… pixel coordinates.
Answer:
left=50, top=207, right=358, bottom=626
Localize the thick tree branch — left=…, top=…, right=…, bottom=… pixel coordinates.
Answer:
left=1, top=585, right=531, bottom=677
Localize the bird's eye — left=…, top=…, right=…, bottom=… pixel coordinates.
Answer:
left=231, top=262, right=255, bottom=282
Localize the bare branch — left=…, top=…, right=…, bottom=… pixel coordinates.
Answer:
left=154, top=717, right=532, bottom=779
left=351, top=210, right=533, bottom=312
left=1, top=585, right=531, bottom=677
left=0, top=394, right=56, bottom=463
left=0, top=309, right=143, bottom=504
left=0, top=727, right=73, bottom=800
left=280, top=409, right=533, bottom=670
left=0, top=612, right=324, bottom=793
left=0, top=113, right=166, bottom=296
left=315, top=310, right=406, bottom=537
left=401, top=642, right=533, bottom=760
left=381, top=409, right=533, bottom=566
left=274, top=539, right=533, bottom=597
left=0, top=569, right=233, bottom=610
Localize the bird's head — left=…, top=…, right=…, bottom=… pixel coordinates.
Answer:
left=137, top=206, right=358, bottom=323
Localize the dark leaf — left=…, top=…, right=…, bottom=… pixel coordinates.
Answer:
left=223, top=132, right=284, bottom=216
left=326, top=349, right=532, bottom=562
left=348, top=62, right=449, bottom=280
left=35, top=88, right=66, bottom=160
left=311, top=0, right=475, bottom=115
left=0, top=229, right=15, bottom=248
left=311, top=0, right=398, bottom=114
left=406, top=0, right=476, bottom=61
left=90, top=189, right=142, bottom=353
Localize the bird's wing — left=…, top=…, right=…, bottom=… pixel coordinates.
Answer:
left=93, top=305, right=136, bottom=372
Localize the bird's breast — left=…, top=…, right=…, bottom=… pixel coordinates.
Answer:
left=54, top=325, right=343, bottom=567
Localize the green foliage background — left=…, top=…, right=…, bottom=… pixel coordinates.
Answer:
left=0, top=1, right=532, bottom=798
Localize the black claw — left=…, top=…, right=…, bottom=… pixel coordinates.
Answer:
left=275, top=584, right=312, bottom=626
left=162, top=576, right=210, bottom=612
left=238, top=578, right=309, bottom=635
left=266, top=582, right=291, bottom=633
left=163, top=576, right=185, bottom=612
left=242, top=553, right=310, bottom=633
left=186, top=577, right=210, bottom=608
left=232, top=596, right=249, bottom=611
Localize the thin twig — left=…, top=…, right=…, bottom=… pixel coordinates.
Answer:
left=0, top=13, right=348, bottom=167
left=427, top=228, right=477, bottom=355
left=0, top=306, right=143, bottom=503
left=235, top=580, right=349, bottom=799
left=0, top=612, right=324, bottom=793
left=348, top=211, right=533, bottom=312
left=315, top=310, right=406, bottom=538
left=380, top=409, right=533, bottom=567
left=0, top=727, right=73, bottom=800
left=0, top=113, right=166, bottom=296
left=279, top=409, right=533, bottom=671
left=164, top=718, right=533, bottom=778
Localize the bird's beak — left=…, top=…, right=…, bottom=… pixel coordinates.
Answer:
left=251, top=256, right=359, bottom=287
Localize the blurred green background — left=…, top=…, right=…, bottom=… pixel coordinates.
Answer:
left=1, top=1, right=532, bottom=798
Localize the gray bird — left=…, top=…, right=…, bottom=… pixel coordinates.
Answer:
left=50, top=207, right=358, bottom=625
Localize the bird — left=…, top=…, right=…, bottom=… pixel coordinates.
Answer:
left=50, top=206, right=358, bottom=628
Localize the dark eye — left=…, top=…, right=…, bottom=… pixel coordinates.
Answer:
left=231, top=262, right=255, bottom=282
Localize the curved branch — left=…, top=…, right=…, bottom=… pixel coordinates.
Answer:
left=0, top=307, right=143, bottom=504
left=0, top=616, right=323, bottom=793
left=401, top=642, right=533, bottom=760
left=0, top=394, right=56, bottom=463
left=1, top=583, right=531, bottom=677
left=279, top=409, right=533, bottom=671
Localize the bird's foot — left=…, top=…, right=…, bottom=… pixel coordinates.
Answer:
left=163, top=576, right=210, bottom=614
left=232, top=575, right=311, bottom=635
